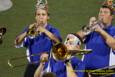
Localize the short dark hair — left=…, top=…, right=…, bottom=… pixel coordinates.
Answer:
left=101, top=5, right=114, bottom=15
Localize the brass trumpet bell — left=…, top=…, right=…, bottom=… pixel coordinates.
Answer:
left=52, top=43, right=92, bottom=61
left=27, top=26, right=36, bottom=36
left=52, top=43, right=69, bottom=60
left=27, top=24, right=39, bottom=37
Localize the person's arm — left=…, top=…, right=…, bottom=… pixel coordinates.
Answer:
left=34, top=63, right=45, bottom=77
left=66, top=62, right=78, bottom=77
left=14, top=31, right=27, bottom=46
left=75, top=17, right=99, bottom=42
left=95, top=26, right=115, bottom=50
left=34, top=53, right=49, bottom=77
left=14, top=23, right=35, bottom=46
left=38, top=26, right=60, bottom=43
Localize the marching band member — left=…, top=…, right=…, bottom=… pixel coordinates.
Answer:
left=76, top=2, right=115, bottom=77
left=34, top=34, right=85, bottom=77
left=14, top=0, right=62, bottom=77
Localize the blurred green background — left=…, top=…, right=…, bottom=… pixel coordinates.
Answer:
left=0, top=0, right=109, bottom=77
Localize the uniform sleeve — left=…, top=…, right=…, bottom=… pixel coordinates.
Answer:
left=76, top=61, right=85, bottom=77
left=50, top=27, right=62, bottom=42
left=71, top=57, right=85, bottom=77
left=23, top=36, right=35, bottom=47
left=15, top=26, right=34, bottom=48
left=83, top=33, right=92, bottom=44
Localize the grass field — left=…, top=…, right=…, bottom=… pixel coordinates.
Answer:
left=0, top=0, right=107, bottom=77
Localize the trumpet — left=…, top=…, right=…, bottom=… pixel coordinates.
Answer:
left=8, top=43, right=91, bottom=68
left=52, top=43, right=92, bottom=61
left=27, top=23, right=39, bottom=37
left=52, top=33, right=92, bottom=61
left=52, top=43, right=68, bottom=60
left=82, top=17, right=104, bottom=35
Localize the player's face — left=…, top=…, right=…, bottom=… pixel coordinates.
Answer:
left=98, top=8, right=112, bottom=26
left=64, top=34, right=81, bottom=50
left=35, top=9, right=49, bottom=25
left=107, top=0, right=113, bottom=6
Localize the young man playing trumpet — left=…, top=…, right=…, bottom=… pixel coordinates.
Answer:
left=14, top=0, right=62, bottom=77
left=76, top=3, right=115, bottom=77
